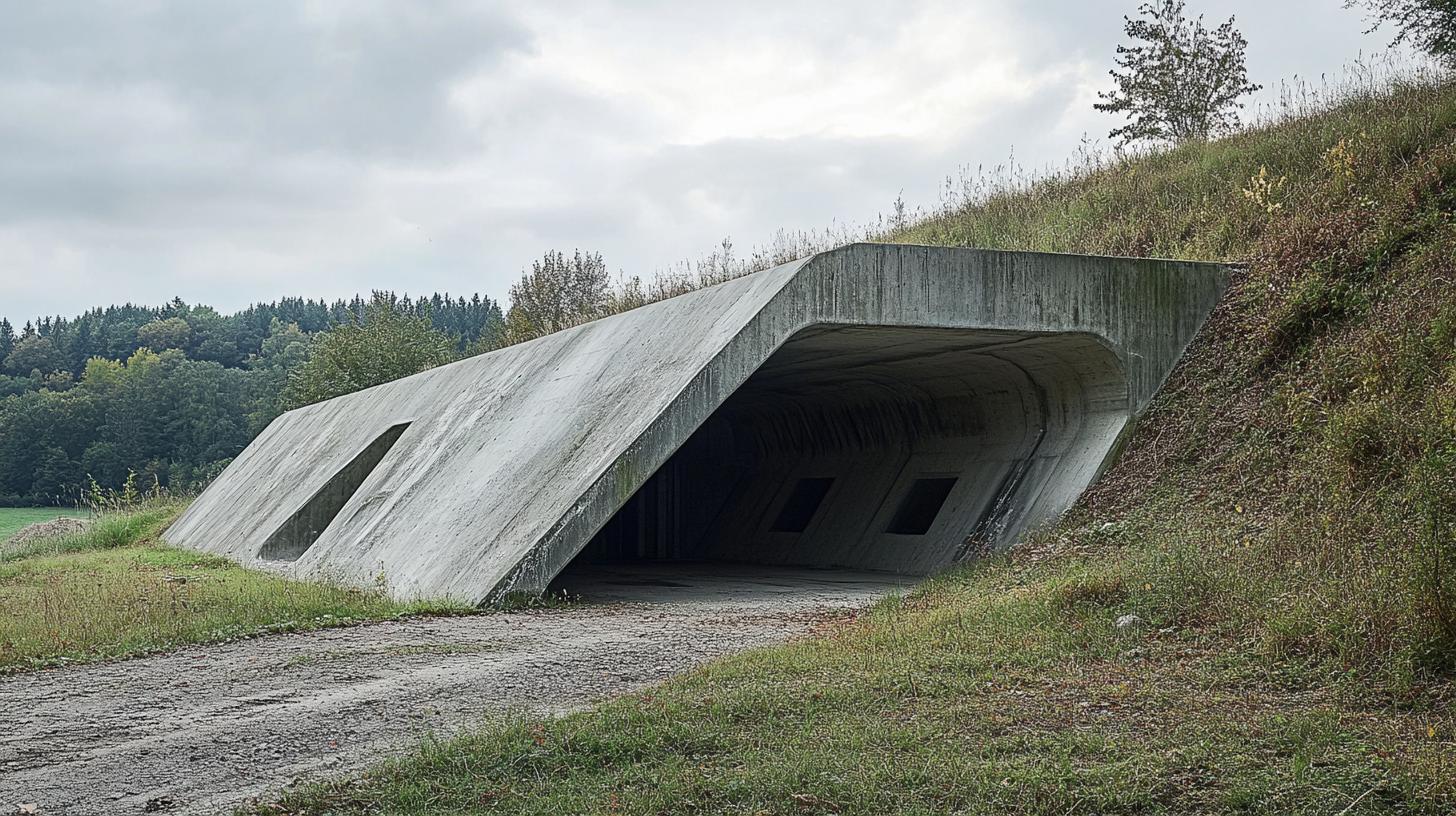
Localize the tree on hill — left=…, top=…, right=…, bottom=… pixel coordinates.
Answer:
left=1095, top=0, right=1260, bottom=145
left=136, top=316, right=192, bottom=350
left=0, top=319, right=14, bottom=362
left=244, top=319, right=311, bottom=432
left=282, top=294, right=457, bottom=409
left=1348, top=0, right=1456, bottom=68
left=249, top=319, right=311, bottom=373
left=502, top=249, right=610, bottom=345
left=4, top=335, right=67, bottom=376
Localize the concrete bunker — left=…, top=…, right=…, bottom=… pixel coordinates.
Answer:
left=554, top=324, right=1128, bottom=586
left=165, top=244, right=1228, bottom=605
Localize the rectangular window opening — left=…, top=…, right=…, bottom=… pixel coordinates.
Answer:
left=885, top=477, right=958, bottom=535
left=770, top=477, right=835, bottom=533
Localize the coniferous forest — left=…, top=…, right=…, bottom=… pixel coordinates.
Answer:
left=0, top=292, right=504, bottom=505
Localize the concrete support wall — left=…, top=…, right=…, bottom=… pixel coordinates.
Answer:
left=165, top=244, right=1228, bottom=604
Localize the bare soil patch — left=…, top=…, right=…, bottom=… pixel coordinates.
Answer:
left=1, top=517, right=91, bottom=556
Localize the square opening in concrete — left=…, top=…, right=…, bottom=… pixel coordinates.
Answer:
left=770, top=477, right=835, bottom=533
left=885, top=477, right=958, bottom=535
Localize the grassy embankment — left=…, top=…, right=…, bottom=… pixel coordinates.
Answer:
left=256, top=77, right=1456, bottom=815
left=0, top=501, right=468, bottom=672
left=0, top=506, right=91, bottom=541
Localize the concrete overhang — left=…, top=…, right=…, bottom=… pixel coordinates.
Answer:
left=165, top=244, right=1230, bottom=604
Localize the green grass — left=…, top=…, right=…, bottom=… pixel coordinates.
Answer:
left=894, top=75, right=1456, bottom=692
left=253, top=76, right=1456, bottom=814
left=0, top=506, right=91, bottom=541
left=256, top=552, right=1455, bottom=815
left=0, top=501, right=469, bottom=672
left=1, top=501, right=178, bottom=562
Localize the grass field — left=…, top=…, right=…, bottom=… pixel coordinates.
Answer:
left=0, top=507, right=92, bottom=541
left=256, top=549, right=1455, bottom=815
left=0, top=501, right=469, bottom=672
left=253, top=76, right=1456, bottom=814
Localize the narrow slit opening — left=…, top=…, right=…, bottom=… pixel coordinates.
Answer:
left=258, top=422, right=411, bottom=562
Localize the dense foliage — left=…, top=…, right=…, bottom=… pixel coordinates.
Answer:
left=502, top=249, right=612, bottom=345
left=1353, top=0, right=1456, bottom=67
left=1094, top=0, right=1260, bottom=144
left=282, top=296, right=460, bottom=409
left=0, top=291, right=503, bottom=505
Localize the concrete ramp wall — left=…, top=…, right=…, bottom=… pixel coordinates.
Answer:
left=165, top=244, right=1228, bottom=604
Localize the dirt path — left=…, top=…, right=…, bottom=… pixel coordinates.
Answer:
left=0, top=565, right=908, bottom=815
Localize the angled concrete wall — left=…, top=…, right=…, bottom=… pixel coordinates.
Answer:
left=165, top=244, right=1228, bottom=604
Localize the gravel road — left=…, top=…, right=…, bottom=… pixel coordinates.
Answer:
left=0, top=565, right=908, bottom=815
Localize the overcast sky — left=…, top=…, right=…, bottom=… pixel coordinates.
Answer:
left=0, top=1, right=1405, bottom=322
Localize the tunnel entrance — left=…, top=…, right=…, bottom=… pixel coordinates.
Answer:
left=551, top=325, right=1128, bottom=593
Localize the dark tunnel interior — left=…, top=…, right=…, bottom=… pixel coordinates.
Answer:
left=551, top=324, right=1130, bottom=586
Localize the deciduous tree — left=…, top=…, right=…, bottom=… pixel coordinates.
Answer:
left=1095, top=1, right=1260, bottom=145
left=4, top=335, right=67, bottom=376
left=282, top=294, right=456, bottom=409
left=502, top=250, right=610, bottom=345
left=136, top=317, right=192, bottom=350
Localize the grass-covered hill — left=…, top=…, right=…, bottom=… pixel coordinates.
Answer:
left=900, top=77, right=1456, bottom=689
left=259, top=80, right=1456, bottom=814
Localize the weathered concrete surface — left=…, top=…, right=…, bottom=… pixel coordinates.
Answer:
left=0, top=566, right=906, bottom=816
left=166, top=244, right=1228, bottom=603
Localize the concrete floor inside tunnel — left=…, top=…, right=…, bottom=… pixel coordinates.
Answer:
left=553, top=323, right=1130, bottom=590
left=548, top=562, right=916, bottom=607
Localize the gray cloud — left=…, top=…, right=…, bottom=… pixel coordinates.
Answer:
left=0, top=2, right=529, bottom=155
left=0, top=1, right=1402, bottom=322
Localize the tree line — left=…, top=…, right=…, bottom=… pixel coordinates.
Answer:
left=0, top=292, right=504, bottom=384
left=0, top=292, right=505, bottom=505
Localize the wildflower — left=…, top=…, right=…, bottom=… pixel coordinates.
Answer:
left=1242, top=166, right=1286, bottom=215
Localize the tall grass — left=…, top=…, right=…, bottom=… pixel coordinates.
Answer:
left=0, top=501, right=467, bottom=671
left=1044, top=78, right=1456, bottom=691
left=0, top=499, right=181, bottom=562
